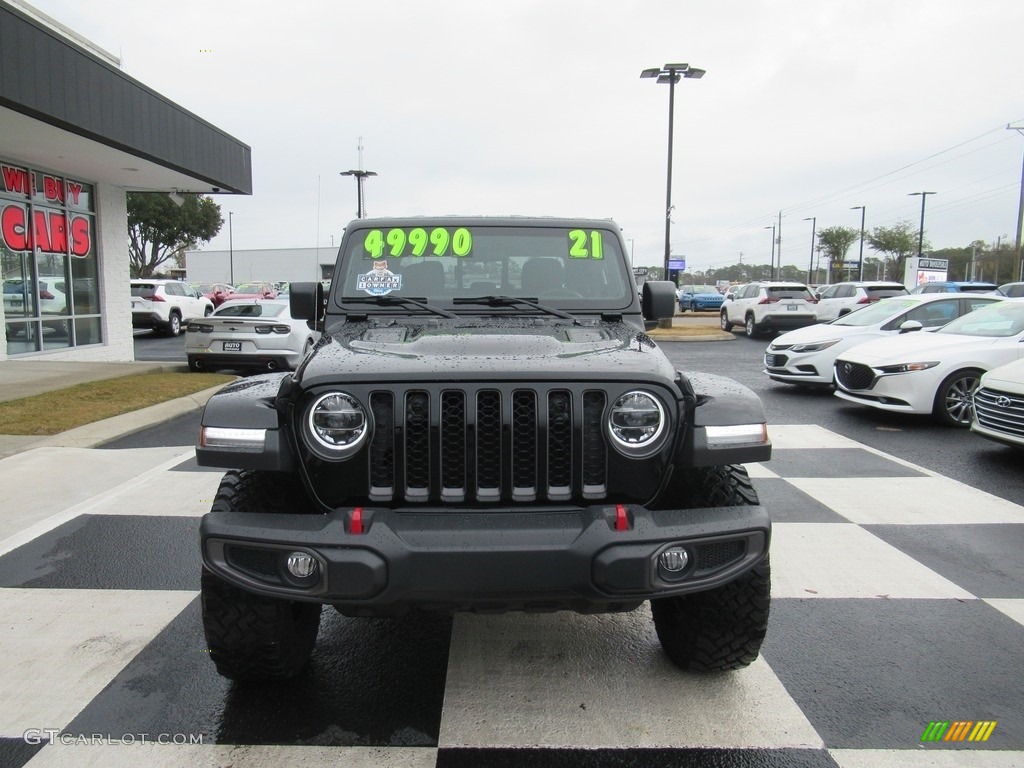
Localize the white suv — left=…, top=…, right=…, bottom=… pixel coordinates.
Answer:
left=131, top=279, right=213, bottom=336
left=720, top=281, right=818, bottom=338
left=814, top=281, right=908, bottom=322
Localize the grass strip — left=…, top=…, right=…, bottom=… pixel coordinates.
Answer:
left=0, top=372, right=236, bottom=435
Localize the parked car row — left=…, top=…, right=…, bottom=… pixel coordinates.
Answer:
left=757, top=289, right=1024, bottom=446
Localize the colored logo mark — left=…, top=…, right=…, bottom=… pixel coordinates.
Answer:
left=921, top=721, right=997, bottom=742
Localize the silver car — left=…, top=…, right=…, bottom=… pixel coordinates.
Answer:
left=185, top=299, right=319, bottom=372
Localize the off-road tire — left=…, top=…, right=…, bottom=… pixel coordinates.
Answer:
left=200, top=470, right=323, bottom=681
left=934, top=368, right=983, bottom=427
left=720, top=310, right=733, bottom=332
left=650, top=465, right=770, bottom=672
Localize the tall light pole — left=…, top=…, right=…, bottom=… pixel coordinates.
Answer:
left=1009, top=123, right=1024, bottom=281
left=764, top=225, right=776, bottom=280
left=908, top=192, right=935, bottom=257
left=340, top=169, right=377, bottom=219
left=851, top=205, right=866, bottom=281
left=803, top=217, right=816, bottom=284
left=228, top=211, right=234, bottom=285
left=641, top=62, right=705, bottom=283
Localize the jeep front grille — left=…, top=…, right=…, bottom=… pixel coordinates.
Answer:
left=365, top=387, right=609, bottom=504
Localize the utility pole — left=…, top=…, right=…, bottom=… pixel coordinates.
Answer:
left=1009, top=123, right=1024, bottom=281
left=776, top=211, right=782, bottom=279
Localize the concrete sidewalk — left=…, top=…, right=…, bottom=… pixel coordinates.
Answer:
left=0, top=360, right=221, bottom=459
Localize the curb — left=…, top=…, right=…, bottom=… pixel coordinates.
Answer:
left=0, top=380, right=233, bottom=459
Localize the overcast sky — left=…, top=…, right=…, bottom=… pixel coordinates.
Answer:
left=28, top=0, right=1024, bottom=274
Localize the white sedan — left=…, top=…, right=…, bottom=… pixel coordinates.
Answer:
left=971, top=357, right=1024, bottom=449
left=833, top=299, right=1024, bottom=426
left=185, top=299, right=319, bottom=373
left=763, top=293, right=1005, bottom=387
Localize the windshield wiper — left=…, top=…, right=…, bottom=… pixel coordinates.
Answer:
left=343, top=295, right=456, bottom=319
left=451, top=295, right=580, bottom=324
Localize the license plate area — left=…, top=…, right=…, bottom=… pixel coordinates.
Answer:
left=786, top=303, right=799, bottom=311
left=223, top=341, right=241, bottom=352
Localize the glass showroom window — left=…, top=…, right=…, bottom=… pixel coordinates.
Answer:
left=1, top=160, right=101, bottom=354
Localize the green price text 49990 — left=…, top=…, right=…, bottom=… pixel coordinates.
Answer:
left=363, top=228, right=473, bottom=258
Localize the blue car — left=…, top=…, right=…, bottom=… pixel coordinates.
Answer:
left=677, top=284, right=725, bottom=312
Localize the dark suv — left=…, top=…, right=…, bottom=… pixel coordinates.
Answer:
left=196, top=216, right=773, bottom=680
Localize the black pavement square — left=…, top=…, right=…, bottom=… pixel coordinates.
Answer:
left=0, top=737, right=44, bottom=768
left=766, top=448, right=926, bottom=479
left=435, top=747, right=841, bottom=768
left=865, top=523, right=1024, bottom=599
left=751, top=477, right=847, bottom=523
left=761, top=598, right=1024, bottom=749
left=0, top=515, right=199, bottom=591
left=65, top=597, right=454, bottom=748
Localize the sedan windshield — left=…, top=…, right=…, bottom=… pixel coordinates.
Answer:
left=832, top=298, right=919, bottom=327
left=937, top=301, right=1024, bottom=337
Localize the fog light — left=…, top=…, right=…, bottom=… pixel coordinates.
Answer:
left=286, top=552, right=318, bottom=579
left=659, top=547, right=690, bottom=573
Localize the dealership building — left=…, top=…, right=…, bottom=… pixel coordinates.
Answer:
left=0, top=0, right=252, bottom=362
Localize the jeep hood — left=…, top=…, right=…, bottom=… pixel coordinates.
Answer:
left=296, top=320, right=676, bottom=387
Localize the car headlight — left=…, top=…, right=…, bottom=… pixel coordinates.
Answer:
left=606, top=391, right=667, bottom=457
left=876, top=361, right=939, bottom=374
left=791, top=339, right=840, bottom=353
left=304, top=392, right=370, bottom=457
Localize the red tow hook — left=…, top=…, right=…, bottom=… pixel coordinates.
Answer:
left=350, top=507, right=365, bottom=534
left=614, top=504, right=630, bottom=531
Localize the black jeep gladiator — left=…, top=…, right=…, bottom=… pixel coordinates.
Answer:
left=197, top=216, right=772, bottom=681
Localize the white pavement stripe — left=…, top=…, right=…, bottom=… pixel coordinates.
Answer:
left=20, top=744, right=438, bottom=767
left=438, top=609, right=824, bottom=749
left=770, top=523, right=976, bottom=599
left=830, top=749, right=1024, bottom=767
left=784, top=477, right=1024, bottom=525
left=0, top=589, right=197, bottom=736
left=765, top=424, right=867, bottom=450
left=984, top=599, right=1024, bottom=629
left=0, top=448, right=195, bottom=556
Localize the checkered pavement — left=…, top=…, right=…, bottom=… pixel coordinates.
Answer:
left=0, top=426, right=1021, bottom=768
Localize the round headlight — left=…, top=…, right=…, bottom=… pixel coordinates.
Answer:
left=306, top=392, right=369, bottom=456
left=607, top=391, right=666, bottom=456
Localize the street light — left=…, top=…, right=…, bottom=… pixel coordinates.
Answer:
left=1008, top=123, right=1024, bottom=281
left=908, top=192, right=935, bottom=257
left=228, top=211, right=234, bottom=285
left=764, top=225, right=776, bottom=280
left=340, top=169, right=378, bottom=219
left=851, top=206, right=866, bottom=281
left=641, top=62, right=705, bottom=283
left=802, top=217, right=816, bottom=284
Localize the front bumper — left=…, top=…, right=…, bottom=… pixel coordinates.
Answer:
left=201, top=503, right=770, bottom=613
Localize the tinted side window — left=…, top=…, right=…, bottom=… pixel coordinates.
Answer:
left=905, top=301, right=956, bottom=327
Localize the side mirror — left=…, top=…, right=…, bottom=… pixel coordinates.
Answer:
left=898, top=320, right=924, bottom=334
left=290, top=282, right=324, bottom=330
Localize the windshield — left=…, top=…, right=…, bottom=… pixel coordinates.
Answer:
left=233, top=283, right=265, bottom=293
left=688, top=285, right=718, bottom=294
left=937, top=300, right=1024, bottom=337
left=832, top=297, right=920, bottom=327
left=332, top=223, right=633, bottom=310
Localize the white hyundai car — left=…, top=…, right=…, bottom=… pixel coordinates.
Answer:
left=764, top=293, right=1005, bottom=388
left=833, top=299, right=1024, bottom=426
left=971, top=357, right=1024, bottom=449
